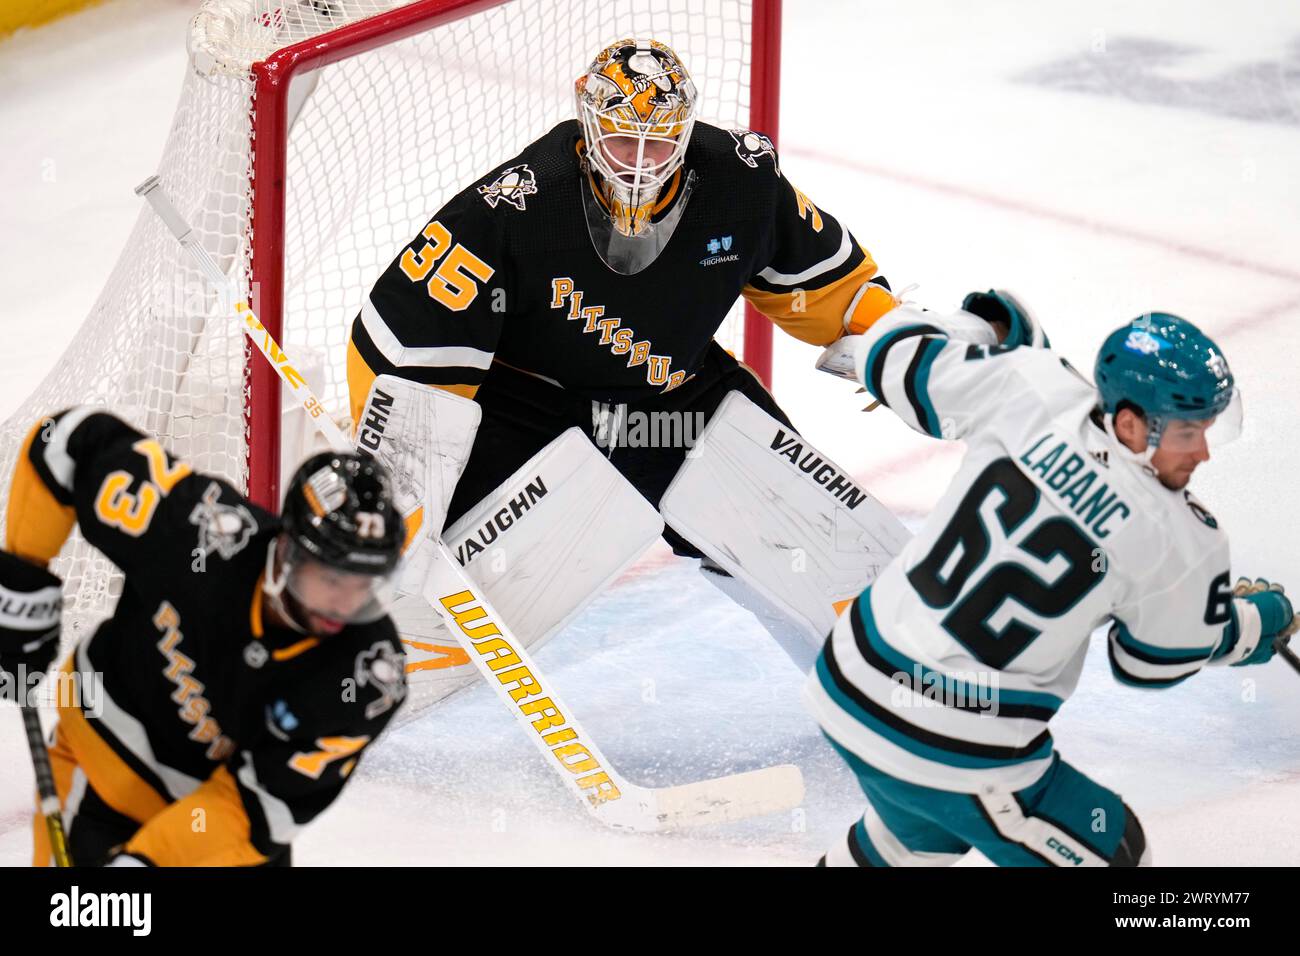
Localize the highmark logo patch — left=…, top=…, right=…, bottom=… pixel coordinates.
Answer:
left=701, top=235, right=738, bottom=267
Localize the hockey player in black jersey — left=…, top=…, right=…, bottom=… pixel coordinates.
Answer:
left=347, top=39, right=906, bottom=679
left=0, top=409, right=406, bottom=866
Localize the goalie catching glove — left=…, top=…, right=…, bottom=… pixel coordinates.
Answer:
left=0, top=550, right=62, bottom=679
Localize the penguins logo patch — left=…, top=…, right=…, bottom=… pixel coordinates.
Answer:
left=729, top=129, right=780, bottom=176
left=355, top=642, right=407, bottom=720
left=189, top=482, right=257, bottom=560
left=479, top=164, right=539, bottom=211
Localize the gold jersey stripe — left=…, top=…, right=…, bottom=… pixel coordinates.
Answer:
left=52, top=662, right=170, bottom=827
left=5, top=419, right=76, bottom=564
left=124, top=765, right=268, bottom=867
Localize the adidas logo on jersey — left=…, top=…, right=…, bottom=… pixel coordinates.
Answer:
left=1020, top=433, right=1132, bottom=539
left=244, top=641, right=268, bottom=669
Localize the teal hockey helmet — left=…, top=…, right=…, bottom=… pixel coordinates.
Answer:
left=1093, top=313, right=1241, bottom=450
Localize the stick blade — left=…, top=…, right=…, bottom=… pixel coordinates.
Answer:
left=647, top=763, right=805, bottom=830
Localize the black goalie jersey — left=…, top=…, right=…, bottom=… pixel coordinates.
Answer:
left=6, top=410, right=405, bottom=866
left=346, top=120, right=897, bottom=417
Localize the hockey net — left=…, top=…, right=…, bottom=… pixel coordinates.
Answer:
left=0, top=0, right=780, bottom=666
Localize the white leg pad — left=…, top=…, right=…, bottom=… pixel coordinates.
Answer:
left=394, top=427, right=664, bottom=718
left=660, top=391, right=908, bottom=666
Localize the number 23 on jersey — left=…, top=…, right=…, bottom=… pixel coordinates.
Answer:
left=93, top=439, right=192, bottom=536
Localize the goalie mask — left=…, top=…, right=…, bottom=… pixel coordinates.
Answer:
left=575, top=38, right=698, bottom=274
left=266, top=452, right=404, bottom=635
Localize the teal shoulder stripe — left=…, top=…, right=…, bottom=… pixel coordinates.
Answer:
left=912, top=337, right=944, bottom=437
left=862, top=324, right=941, bottom=405
left=861, top=330, right=903, bottom=403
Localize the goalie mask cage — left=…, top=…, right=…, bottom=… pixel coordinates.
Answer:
left=0, top=0, right=780, bottom=650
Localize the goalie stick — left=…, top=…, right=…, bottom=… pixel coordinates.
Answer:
left=137, top=176, right=804, bottom=831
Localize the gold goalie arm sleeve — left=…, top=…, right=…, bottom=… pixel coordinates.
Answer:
left=742, top=155, right=896, bottom=346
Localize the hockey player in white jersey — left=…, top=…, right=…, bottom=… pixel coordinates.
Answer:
left=805, top=294, right=1296, bottom=866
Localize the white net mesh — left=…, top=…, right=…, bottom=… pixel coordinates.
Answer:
left=0, top=0, right=766, bottom=661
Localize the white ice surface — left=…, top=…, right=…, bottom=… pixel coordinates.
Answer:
left=0, top=0, right=1298, bottom=865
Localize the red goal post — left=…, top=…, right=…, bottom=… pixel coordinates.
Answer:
left=0, top=1, right=784, bottom=650
left=245, top=0, right=781, bottom=510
